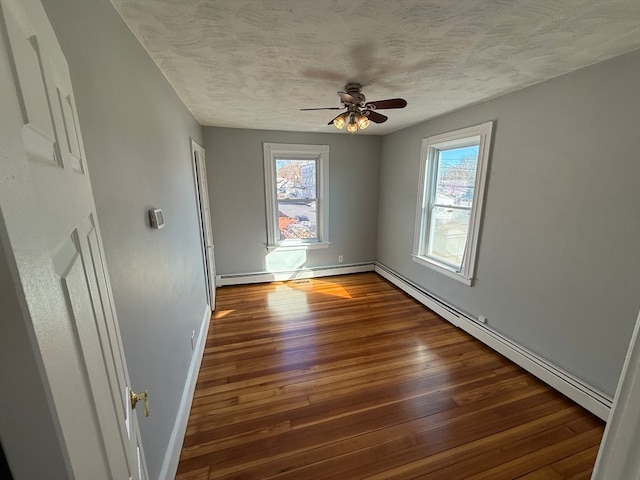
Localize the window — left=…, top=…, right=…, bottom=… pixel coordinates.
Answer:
left=263, top=143, right=329, bottom=249
left=413, top=122, right=493, bottom=285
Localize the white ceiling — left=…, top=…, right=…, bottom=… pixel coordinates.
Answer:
left=111, top=0, right=639, bottom=135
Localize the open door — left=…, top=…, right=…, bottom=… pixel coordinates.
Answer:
left=591, top=309, right=640, bottom=479
left=0, top=1, right=147, bottom=478
left=192, top=140, right=216, bottom=311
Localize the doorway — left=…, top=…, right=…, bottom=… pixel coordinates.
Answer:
left=192, top=140, right=216, bottom=310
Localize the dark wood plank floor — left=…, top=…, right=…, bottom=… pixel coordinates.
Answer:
left=176, top=272, right=604, bottom=479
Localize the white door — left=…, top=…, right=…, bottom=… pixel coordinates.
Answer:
left=591, top=309, right=640, bottom=479
left=0, top=1, right=147, bottom=478
left=192, top=140, right=216, bottom=310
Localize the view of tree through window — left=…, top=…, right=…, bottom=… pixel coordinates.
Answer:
left=275, top=159, right=317, bottom=241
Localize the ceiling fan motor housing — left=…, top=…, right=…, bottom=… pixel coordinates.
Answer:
left=344, top=82, right=366, bottom=105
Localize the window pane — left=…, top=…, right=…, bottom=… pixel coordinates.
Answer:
left=428, top=206, right=470, bottom=269
left=276, top=159, right=316, bottom=200
left=275, top=159, right=317, bottom=240
left=434, top=145, right=479, bottom=207
left=265, top=143, right=328, bottom=247
left=277, top=202, right=317, bottom=240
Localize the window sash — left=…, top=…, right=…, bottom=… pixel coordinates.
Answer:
left=430, top=203, right=471, bottom=211
left=425, top=205, right=472, bottom=271
left=274, top=158, right=318, bottom=243
left=412, top=122, right=493, bottom=285
left=263, top=143, right=329, bottom=249
left=277, top=198, right=318, bottom=204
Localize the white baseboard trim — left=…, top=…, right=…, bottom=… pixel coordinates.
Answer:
left=159, top=305, right=211, bottom=480
left=374, top=263, right=612, bottom=421
left=216, top=262, right=375, bottom=286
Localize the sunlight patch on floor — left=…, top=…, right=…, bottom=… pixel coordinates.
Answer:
left=267, top=285, right=310, bottom=316
left=288, top=278, right=353, bottom=299
left=213, top=309, right=235, bottom=319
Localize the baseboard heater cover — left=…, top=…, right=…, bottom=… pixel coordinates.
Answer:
left=216, top=262, right=375, bottom=286
left=374, top=263, right=612, bottom=421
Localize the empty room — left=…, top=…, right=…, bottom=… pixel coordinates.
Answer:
left=1, top=1, right=639, bottom=479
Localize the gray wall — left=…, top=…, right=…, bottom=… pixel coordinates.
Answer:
left=41, top=1, right=207, bottom=478
left=203, top=128, right=381, bottom=275
left=377, top=50, right=640, bottom=396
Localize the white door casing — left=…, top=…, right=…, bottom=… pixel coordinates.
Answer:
left=0, top=0, right=147, bottom=478
left=591, top=309, right=640, bottom=480
left=192, top=139, right=216, bottom=310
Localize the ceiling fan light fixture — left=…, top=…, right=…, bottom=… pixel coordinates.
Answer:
left=356, top=113, right=370, bottom=130
left=333, top=113, right=347, bottom=129
left=346, top=114, right=358, bottom=133
left=304, top=83, right=406, bottom=132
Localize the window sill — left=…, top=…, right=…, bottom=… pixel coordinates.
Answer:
left=411, top=254, right=473, bottom=286
left=267, top=242, right=331, bottom=252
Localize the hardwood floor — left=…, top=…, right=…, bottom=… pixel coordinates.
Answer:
left=176, top=273, right=604, bottom=479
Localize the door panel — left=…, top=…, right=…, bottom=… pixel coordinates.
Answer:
left=86, top=217, right=128, bottom=404
left=0, top=0, right=146, bottom=478
left=3, top=3, right=61, bottom=166
left=56, top=88, right=85, bottom=173
left=55, top=228, right=130, bottom=479
left=51, top=235, right=113, bottom=478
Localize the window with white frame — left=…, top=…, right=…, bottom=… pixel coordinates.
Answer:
left=413, top=122, right=493, bottom=285
left=263, top=143, right=329, bottom=249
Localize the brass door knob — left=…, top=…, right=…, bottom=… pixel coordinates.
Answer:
left=130, top=389, right=150, bottom=417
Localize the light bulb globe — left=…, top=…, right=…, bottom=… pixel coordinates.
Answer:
left=333, top=114, right=346, bottom=129
left=357, top=114, right=370, bottom=130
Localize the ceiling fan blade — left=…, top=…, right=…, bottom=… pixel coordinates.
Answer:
left=338, top=91, right=358, bottom=105
left=365, top=98, right=407, bottom=110
left=364, top=110, right=388, bottom=123
left=300, top=107, right=343, bottom=111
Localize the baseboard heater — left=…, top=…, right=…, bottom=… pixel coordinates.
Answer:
left=216, top=262, right=375, bottom=286
left=374, top=262, right=612, bottom=421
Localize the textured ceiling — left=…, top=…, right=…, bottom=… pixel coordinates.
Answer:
left=110, top=0, right=640, bottom=135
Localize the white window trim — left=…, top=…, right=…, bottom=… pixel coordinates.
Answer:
left=263, top=143, right=330, bottom=250
left=412, top=121, right=493, bottom=285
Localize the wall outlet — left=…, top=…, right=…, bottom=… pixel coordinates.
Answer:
left=190, top=330, right=196, bottom=350
left=479, top=315, right=488, bottom=324
left=338, top=255, right=343, bottom=263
